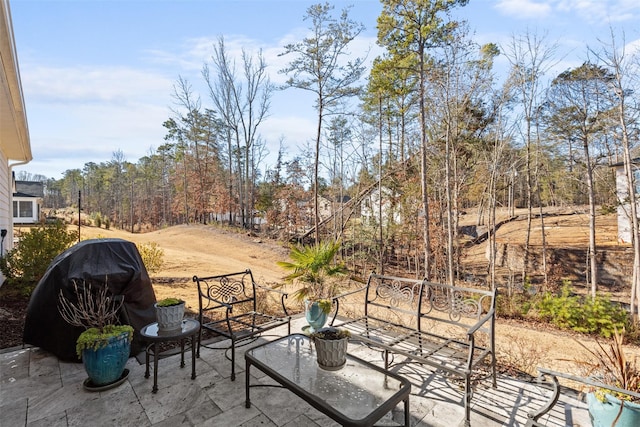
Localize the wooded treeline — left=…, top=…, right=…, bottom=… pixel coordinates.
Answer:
left=20, top=1, right=640, bottom=316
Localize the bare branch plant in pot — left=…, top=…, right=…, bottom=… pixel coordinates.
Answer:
left=276, top=240, right=348, bottom=332
left=58, top=280, right=133, bottom=389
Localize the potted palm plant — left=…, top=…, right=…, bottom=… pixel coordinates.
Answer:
left=58, top=280, right=133, bottom=390
left=575, top=328, right=640, bottom=427
left=154, top=297, right=185, bottom=332
left=310, top=327, right=351, bottom=370
left=277, top=240, right=348, bottom=332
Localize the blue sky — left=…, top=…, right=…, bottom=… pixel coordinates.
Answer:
left=9, top=0, right=640, bottom=180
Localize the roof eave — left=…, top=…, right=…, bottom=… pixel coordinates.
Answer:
left=0, top=0, right=32, bottom=163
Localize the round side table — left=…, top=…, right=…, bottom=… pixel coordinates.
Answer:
left=140, top=318, right=200, bottom=393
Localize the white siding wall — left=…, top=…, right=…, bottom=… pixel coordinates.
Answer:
left=0, top=151, right=9, bottom=284
left=0, top=151, right=10, bottom=247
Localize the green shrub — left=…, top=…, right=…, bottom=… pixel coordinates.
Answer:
left=600, top=204, right=616, bottom=215
left=94, top=213, right=102, bottom=228
left=0, top=220, right=78, bottom=295
left=137, top=242, right=164, bottom=275
left=536, top=285, right=628, bottom=337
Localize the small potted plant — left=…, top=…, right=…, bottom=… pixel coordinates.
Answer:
left=58, top=280, right=133, bottom=389
left=575, top=328, right=640, bottom=427
left=155, top=297, right=185, bottom=332
left=310, top=327, right=351, bottom=371
left=276, top=240, right=348, bottom=332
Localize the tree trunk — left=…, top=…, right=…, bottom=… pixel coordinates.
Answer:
left=584, top=138, right=598, bottom=298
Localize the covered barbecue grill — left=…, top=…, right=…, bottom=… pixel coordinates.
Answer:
left=23, top=238, right=157, bottom=361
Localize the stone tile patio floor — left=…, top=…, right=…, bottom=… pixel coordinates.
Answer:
left=1, top=316, right=591, bottom=427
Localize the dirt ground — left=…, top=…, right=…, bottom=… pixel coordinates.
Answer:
left=2, top=209, right=639, bottom=381
left=67, top=223, right=292, bottom=313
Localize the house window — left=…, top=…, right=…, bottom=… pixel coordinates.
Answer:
left=13, top=201, right=33, bottom=218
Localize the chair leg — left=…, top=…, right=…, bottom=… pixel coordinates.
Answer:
left=196, top=328, right=201, bottom=358
left=492, top=352, right=497, bottom=388
left=230, top=338, right=236, bottom=381
left=464, top=375, right=471, bottom=427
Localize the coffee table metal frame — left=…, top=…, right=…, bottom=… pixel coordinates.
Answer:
left=245, top=333, right=411, bottom=427
left=140, top=318, right=199, bottom=393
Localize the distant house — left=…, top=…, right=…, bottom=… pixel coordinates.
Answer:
left=13, top=180, right=42, bottom=224
left=318, top=195, right=352, bottom=220
left=360, top=186, right=401, bottom=225
left=612, top=158, right=640, bottom=244
left=1, top=1, right=33, bottom=265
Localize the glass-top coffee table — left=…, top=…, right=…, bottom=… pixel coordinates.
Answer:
left=245, top=334, right=411, bottom=427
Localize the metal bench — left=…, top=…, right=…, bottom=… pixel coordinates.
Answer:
left=193, top=269, right=291, bottom=381
left=330, top=272, right=497, bottom=427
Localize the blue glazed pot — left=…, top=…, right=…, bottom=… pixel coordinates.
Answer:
left=305, top=300, right=328, bottom=333
left=82, top=331, right=131, bottom=386
left=587, top=392, right=640, bottom=427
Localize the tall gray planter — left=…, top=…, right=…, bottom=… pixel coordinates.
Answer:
left=312, top=328, right=349, bottom=370
left=155, top=301, right=185, bottom=332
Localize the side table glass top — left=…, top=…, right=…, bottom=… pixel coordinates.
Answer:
left=246, top=334, right=410, bottom=423
left=140, top=318, right=199, bottom=340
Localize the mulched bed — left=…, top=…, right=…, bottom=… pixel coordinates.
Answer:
left=0, top=288, right=29, bottom=350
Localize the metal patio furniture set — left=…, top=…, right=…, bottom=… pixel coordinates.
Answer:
left=190, top=269, right=499, bottom=426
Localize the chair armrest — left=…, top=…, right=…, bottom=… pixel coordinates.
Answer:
left=536, top=368, right=640, bottom=400
left=527, top=367, right=640, bottom=426
left=255, top=283, right=289, bottom=297
left=254, top=283, right=290, bottom=317
left=527, top=369, right=561, bottom=426
left=466, top=308, right=495, bottom=336
left=329, top=285, right=368, bottom=325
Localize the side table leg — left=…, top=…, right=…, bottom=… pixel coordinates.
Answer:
left=180, top=338, right=185, bottom=368
left=190, top=334, right=196, bottom=380
left=152, top=343, right=159, bottom=393
left=245, top=359, right=251, bottom=408
left=144, top=345, right=150, bottom=379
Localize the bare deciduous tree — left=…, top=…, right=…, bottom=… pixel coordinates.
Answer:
left=280, top=2, right=365, bottom=244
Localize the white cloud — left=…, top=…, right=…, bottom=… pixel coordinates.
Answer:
left=18, top=61, right=174, bottom=178
left=23, top=65, right=173, bottom=105
left=556, top=0, right=639, bottom=24
left=495, top=0, right=552, bottom=19
left=627, top=38, right=640, bottom=56
left=496, top=0, right=640, bottom=25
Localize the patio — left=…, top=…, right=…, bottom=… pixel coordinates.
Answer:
left=0, top=316, right=590, bottom=427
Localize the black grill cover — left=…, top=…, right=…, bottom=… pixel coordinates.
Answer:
left=23, top=238, right=157, bottom=362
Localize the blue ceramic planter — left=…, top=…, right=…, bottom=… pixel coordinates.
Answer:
left=305, top=300, right=328, bottom=333
left=82, top=331, right=131, bottom=386
left=587, top=392, right=640, bottom=427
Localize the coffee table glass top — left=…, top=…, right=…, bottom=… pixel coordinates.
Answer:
left=246, top=334, right=410, bottom=424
